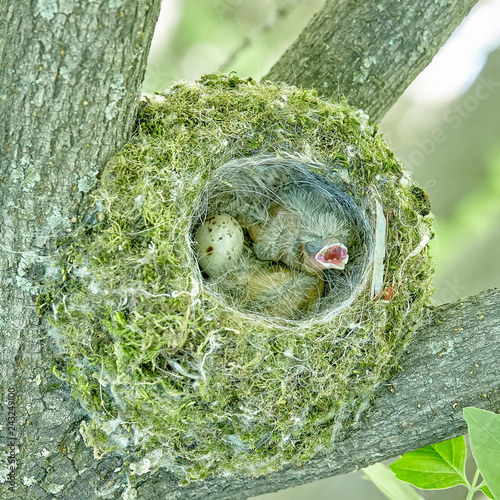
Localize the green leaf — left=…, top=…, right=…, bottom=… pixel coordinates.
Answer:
left=389, top=436, right=467, bottom=489
left=480, top=483, right=495, bottom=499
left=363, top=463, right=425, bottom=500
left=464, top=407, right=500, bottom=500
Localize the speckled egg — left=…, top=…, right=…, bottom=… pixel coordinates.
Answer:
left=194, top=214, right=244, bottom=277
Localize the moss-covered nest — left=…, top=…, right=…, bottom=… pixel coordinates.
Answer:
left=48, top=74, right=434, bottom=482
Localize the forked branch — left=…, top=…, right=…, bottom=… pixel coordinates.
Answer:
left=265, top=0, right=480, bottom=122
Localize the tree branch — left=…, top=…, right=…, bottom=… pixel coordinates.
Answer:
left=264, top=0, right=480, bottom=122
left=3, top=289, right=495, bottom=499
left=137, top=288, right=500, bottom=499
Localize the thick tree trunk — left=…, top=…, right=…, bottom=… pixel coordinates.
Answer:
left=0, top=2, right=162, bottom=498
left=0, top=0, right=495, bottom=499
left=265, top=0, right=480, bottom=122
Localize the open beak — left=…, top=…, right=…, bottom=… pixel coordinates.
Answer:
left=302, top=239, right=349, bottom=272
left=314, top=242, right=348, bottom=270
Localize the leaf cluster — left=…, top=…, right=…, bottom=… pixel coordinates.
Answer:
left=365, top=408, right=500, bottom=500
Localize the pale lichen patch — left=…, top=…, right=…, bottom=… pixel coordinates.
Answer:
left=77, top=170, right=99, bottom=193
left=37, top=0, right=58, bottom=20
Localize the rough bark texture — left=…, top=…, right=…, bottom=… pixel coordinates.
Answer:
left=0, top=2, right=162, bottom=498
left=265, top=0, right=480, bottom=122
left=0, top=0, right=497, bottom=499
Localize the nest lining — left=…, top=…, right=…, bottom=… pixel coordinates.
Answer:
left=46, top=74, right=434, bottom=483
left=192, top=154, right=375, bottom=325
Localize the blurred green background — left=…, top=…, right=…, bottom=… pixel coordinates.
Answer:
left=143, top=0, right=500, bottom=498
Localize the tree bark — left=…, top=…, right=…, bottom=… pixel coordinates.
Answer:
left=1, top=1, right=496, bottom=499
left=0, top=2, right=162, bottom=498
left=264, top=0, right=480, bottom=122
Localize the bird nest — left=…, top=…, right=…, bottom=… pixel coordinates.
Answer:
left=47, top=74, right=434, bottom=483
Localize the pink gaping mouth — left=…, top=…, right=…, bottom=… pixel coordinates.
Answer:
left=315, top=243, right=348, bottom=270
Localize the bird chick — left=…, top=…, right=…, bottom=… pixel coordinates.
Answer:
left=205, top=249, right=325, bottom=318
left=192, top=214, right=324, bottom=317
left=206, top=157, right=357, bottom=275
left=250, top=184, right=350, bottom=275
left=245, top=262, right=325, bottom=317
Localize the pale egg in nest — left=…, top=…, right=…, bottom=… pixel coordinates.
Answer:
left=194, top=214, right=244, bottom=278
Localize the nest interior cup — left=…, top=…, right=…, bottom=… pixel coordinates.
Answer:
left=193, top=155, right=374, bottom=323
left=49, top=74, right=434, bottom=482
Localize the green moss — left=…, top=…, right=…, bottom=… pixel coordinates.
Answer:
left=48, top=74, right=434, bottom=482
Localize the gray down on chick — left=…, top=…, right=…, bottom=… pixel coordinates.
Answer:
left=194, top=155, right=373, bottom=320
